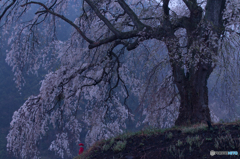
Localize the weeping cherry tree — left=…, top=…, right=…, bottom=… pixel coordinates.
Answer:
left=1, top=0, right=240, bottom=158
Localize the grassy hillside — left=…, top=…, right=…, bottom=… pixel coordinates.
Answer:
left=74, top=119, right=240, bottom=159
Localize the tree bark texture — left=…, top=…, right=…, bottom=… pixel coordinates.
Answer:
left=167, top=0, right=226, bottom=126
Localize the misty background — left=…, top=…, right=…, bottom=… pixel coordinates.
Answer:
left=1, top=2, right=240, bottom=159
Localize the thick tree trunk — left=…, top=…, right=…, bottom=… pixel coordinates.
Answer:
left=174, top=61, right=214, bottom=126
left=166, top=37, right=215, bottom=126
left=165, top=0, right=226, bottom=127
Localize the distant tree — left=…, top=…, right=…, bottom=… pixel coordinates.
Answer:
left=1, top=0, right=240, bottom=158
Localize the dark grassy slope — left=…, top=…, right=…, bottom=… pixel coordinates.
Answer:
left=74, top=120, right=240, bottom=159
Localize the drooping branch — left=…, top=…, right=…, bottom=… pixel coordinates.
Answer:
left=88, top=30, right=139, bottom=49
left=21, top=1, right=94, bottom=44
left=85, top=0, right=121, bottom=37
left=0, top=0, right=16, bottom=21
left=19, top=0, right=183, bottom=53
left=20, top=0, right=182, bottom=52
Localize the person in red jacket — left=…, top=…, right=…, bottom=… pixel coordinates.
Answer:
left=78, top=143, right=84, bottom=155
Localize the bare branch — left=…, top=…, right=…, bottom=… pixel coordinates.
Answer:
left=21, top=1, right=94, bottom=44
left=182, top=0, right=198, bottom=13
left=0, top=0, right=16, bottom=21
left=85, top=0, right=121, bottom=37
left=117, top=0, right=146, bottom=30
left=88, top=30, right=139, bottom=49
left=163, top=0, right=170, bottom=16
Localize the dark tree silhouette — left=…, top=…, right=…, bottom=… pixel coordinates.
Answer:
left=1, top=0, right=240, bottom=158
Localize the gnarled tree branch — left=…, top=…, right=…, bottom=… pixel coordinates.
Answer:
left=21, top=1, right=94, bottom=44
left=85, top=0, right=121, bottom=37
left=117, top=0, right=146, bottom=30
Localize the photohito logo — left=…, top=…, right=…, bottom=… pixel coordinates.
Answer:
left=210, top=150, right=238, bottom=156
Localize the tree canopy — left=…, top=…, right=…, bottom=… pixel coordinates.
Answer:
left=1, top=0, right=240, bottom=158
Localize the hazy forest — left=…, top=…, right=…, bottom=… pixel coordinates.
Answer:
left=0, top=0, right=240, bottom=158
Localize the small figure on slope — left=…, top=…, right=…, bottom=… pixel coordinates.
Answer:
left=78, top=143, right=84, bottom=155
